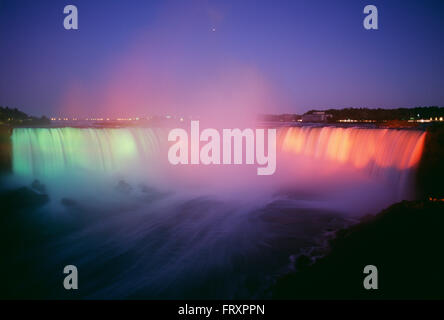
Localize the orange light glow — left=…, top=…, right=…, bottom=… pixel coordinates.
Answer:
left=281, top=127, right=426, bottom=170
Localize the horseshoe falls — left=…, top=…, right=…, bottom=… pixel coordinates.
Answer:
left=4, top=125, right=427, bottom=299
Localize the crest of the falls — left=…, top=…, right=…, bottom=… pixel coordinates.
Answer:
left=10, top=126, right=427, bottom=214
left=280, top=126, right=426, bottom=171
left=12, top=127, right=164, bottom=178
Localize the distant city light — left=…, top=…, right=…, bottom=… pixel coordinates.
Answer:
left=44, top=114, right=444, bottom=123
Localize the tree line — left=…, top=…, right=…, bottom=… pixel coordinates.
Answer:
left=0, top=106, right=50, bottom=126
left=306, top=106, right=444, bottom=122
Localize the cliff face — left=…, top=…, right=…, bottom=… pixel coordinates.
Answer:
left=272, top=200, right=444, bottom=299
left=272, top=126, right=444, bottom=299
left=0, top=126, right=12, bottom=173
left=416, top=124, right=444, bottom=199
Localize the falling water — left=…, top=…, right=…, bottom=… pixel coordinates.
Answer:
left=280, top=126, right=426, bottom=171
left=4, top=125, right=428, bottom=298
left=12, top=127, right=164, bottom=178
left=9, top=125, right=427, bottom=216
left=12, top=126, right=426, bottom=180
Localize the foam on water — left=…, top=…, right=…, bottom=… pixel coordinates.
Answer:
left=5, top=126, right=428, bottom=298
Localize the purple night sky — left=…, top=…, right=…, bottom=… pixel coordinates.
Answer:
left=0, top=0, right=443, bottom=118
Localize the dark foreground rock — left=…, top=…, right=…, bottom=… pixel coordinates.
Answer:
left=0, top=186, right=49, bottom=213
left=272, top=200, right=444, bottom=299
left=417, top=124, right=444, bottom=198
left=0, top=126, right=12, bottom=173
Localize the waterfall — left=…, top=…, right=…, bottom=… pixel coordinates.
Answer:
left=280, top=126, right=426, bottom=171
left=12, top=127, right=164, bottom=179
left=10, top=126, right=427, bottom=212
left=11, top=126, right=427, bottom=181
left=278, top=126, right=427, bottom=203
left=3, top=126, right=431, bottom=299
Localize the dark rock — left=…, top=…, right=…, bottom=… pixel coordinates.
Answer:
left=417, top=124, right=444, bottom=198
left=295, top=254, right=311, bottom=270
left=116, top=180, right=132, bottom=194
left=273, top=200, right=444, bottom=299
left=31, top=179, right=47, bottom=194
left=0, top=125, right=12, bottom=173
left=0, top=187, right=49, bottom=213
left=61, top=198, right=77, bottom=208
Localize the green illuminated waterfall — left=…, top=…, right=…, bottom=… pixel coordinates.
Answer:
left=12, top=128, right=163, bottom=179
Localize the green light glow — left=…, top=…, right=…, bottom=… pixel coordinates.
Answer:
left=12, top=127, right=161, bottom=179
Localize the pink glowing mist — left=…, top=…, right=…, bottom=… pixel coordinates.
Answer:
left=58, top=1, right=281, bottom=126
left=50, top=1, right=428, bottom=216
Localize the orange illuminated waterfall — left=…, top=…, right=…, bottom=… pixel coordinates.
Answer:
left=10, top=126, right=427, bottom=210
left=281, top=127, right=426, bottom=171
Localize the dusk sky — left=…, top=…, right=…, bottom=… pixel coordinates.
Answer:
left=0, top=0, right=443, bottom=118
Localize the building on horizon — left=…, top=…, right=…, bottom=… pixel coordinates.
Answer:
left=302, top=111, right=332, bottom=123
